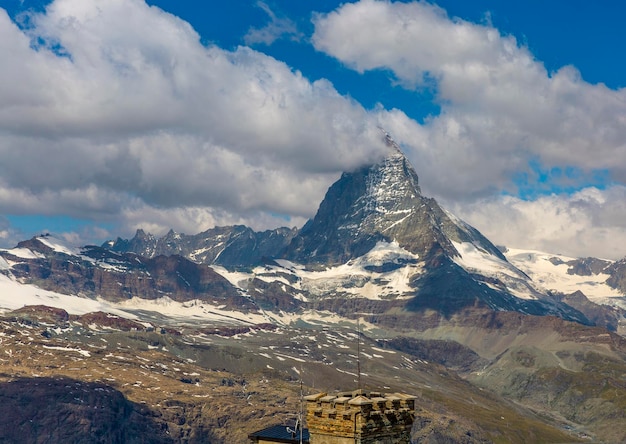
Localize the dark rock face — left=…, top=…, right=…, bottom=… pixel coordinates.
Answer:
left=75, top=312, right=148, bottom=331
left=0, top=377, right=173, bottom=444
left=404, top=259, right=589, bottom=324
left=108, top=225, right=298, bottom=268
left=246, top=278, right=303, bottom=312
left=557, top=290, right=626, bottom=332
left=1, top=239, right=252, bottom=309
left=565, top=257, right=612, bottom=276
left=283, top=138, right=503, bottom=266
left=606, top=258, right=626, bottom=294
left=10, top=305, right=70, bottom=324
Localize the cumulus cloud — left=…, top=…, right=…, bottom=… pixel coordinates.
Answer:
left=314, top=0, right=626, bottom=259
left=0, top=216, right=17, bottom=245
left=447, top=186, right=626, bottom=260
left=313, top=0, right=626, bottom=196
left=0, top=0, right=386, bottom=243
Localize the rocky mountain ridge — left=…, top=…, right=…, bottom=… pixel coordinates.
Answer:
left=1, top=134, right=626, bottom=442
left=4, top=134, right=625, bottom=333
left=107, top=225, right=297, bottom=268
left=98, top=136, right=626, bottom=330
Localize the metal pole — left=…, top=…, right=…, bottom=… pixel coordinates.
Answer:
left=357, top=317, right=361, bottom=391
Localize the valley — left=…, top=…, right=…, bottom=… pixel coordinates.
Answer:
left=3, top=304, right=620, bottom=443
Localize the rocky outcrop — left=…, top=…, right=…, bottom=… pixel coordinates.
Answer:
left=2, top=239, right=253, bottom=309
left=0, top=377, right=173, bottom=444
left=108, top=225, right=298, bottom=268
left=557, top=290, right=626, bottom=332
left=606, top=258, right=626, bottom=293
left=565, top=257, right=612, bottom=276
left=10, top=305, right=70, bottom=324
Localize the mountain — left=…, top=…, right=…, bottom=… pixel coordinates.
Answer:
left=283, top=133, right=504, bottom=266
left=3, top=133, right=626, bottom=442
left=106, top=225, right=297, bottom=268
left=0, top=235, right=257, bottom=315
left=102, top=134, right=595, bottom=325
left=505, top=248, right=626, bottom=333
left=279, top=134, right=591, bottom=322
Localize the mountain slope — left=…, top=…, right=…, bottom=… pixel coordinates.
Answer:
left=107, top=225, right=297, bottom=268
left=0, top=235, right=256, bottom=313
left=275, top=134, right=588, bottom=323
left=283, top=133, right=504, bottom=266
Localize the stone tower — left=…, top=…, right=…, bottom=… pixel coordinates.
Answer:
left=303, top=389, right=415, bottom=444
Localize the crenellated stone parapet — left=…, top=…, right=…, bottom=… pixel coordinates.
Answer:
left=304, top=389, right=415, bottom=444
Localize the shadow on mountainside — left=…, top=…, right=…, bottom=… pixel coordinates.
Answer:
left=406, top=260, right=591, bottom=325
left=0, top=377, right=180, bottom=444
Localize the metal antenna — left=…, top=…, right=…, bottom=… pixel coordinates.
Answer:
left=357, top=317, right=361, bottom=391
left=299, top=364, right=303, bottom=444
left=287, top=365, right=304, bottom=444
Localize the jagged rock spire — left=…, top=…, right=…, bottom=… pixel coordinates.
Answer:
left=283, top=131, right=502, bottom=266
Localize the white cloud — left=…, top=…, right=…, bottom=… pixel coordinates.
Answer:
left=119, top=203, right=307, bottom=238
left=0, top=0, right=387, bottom=245
left=313, top=0, right=626, bottom=259
left=313, top=0, right=626, bottom=197
left=447, top=186, right=626, bottom=260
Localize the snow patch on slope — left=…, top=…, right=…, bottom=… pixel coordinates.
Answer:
left=452, top=241, right=512, bottom=275
left=116, top=297, right=269, bottom=325
left=38, top=235, right=79, bottom=256
left=0, top=247, right=45, bottom=260
left=0, top=273, right=268, bottom=326
left=210, top=266, right=253, bottom=288
left=0, top=273, right=132, bottom=317
left=209, top=241, right=423, bottom=301
left=505, top=248, right=619, bottom=300
left=451, top=241, right=540, bottom=300
left=296, top=241, right=422, bottom=300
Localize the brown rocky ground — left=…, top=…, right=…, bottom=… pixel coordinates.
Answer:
left=0, top=309, right=301, bottom=443
left=0, top=306, right=602, bottom=443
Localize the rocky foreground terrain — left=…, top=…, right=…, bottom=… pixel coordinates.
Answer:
left=1, top=304, right=625, bottom=443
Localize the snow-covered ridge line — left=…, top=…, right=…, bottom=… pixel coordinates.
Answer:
left=38, top=235, right=80, bottom=256
left=451, top=240, right=543, bottom=300
left=451, top=240, right=624, bottom=302
left=505, top=248, right=619, bottom=300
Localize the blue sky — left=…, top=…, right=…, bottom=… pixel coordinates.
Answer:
left=1, top=0, right=626, bottom=258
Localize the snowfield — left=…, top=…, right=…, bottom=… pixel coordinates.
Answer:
left=1, top=235, right=624, bottom=328
left=505, top=248, right=620, bottom=301
left=214, top=241, right=423, bottom=301
left=450, top=241, right=624, bottom=304
left=0, top=273, right=132, bottom=317
left=451, top=241, right=543, bottom=300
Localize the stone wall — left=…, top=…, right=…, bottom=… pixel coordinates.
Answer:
left=304, top=390, right=415, bottom=444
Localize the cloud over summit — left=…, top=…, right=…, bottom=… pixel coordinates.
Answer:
left=312, top=0, right=626, bottom=258
left=0, top=0, right=385, bottom=239
left=1, top=0, right=626, bottom=259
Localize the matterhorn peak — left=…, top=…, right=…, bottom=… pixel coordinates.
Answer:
left=379, top=127, right=403, bottom=154
left=284, top=130, right=482, bottom=265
